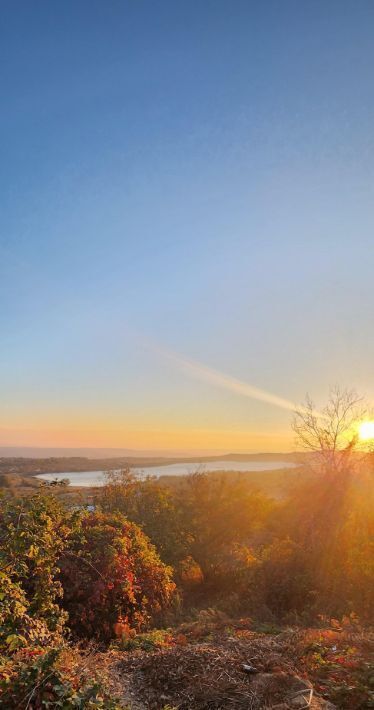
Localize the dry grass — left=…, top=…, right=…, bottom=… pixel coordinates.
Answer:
left=86, top=613, right=373, bottom=709
left=115, top=631, right=334, bottom=709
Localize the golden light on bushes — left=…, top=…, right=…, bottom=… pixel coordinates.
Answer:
left=358, top=420, right=374, bottom=441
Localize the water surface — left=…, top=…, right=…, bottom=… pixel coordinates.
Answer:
left=35, top=459, right=296, bottom=487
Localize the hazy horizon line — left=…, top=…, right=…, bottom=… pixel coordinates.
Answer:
left=0, top=445, right=297, bottom=459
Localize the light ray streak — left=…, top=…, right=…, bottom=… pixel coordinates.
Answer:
left=148, top=341, right=327, bottom=420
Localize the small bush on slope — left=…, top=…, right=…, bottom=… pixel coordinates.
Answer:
left=0, top=647, right=124, bottom=709
left=0, top=493, right=80, bottom=651
left=60, top=511, right=176, bottom=641
left=0, top=495, right=126, bottom=707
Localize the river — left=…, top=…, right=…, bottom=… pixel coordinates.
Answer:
left=35, top=459, right=296, bottom=487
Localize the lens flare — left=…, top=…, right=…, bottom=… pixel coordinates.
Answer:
left=358, top=420, right=374, bottom=441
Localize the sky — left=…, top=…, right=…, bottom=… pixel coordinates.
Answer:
left=1, top=0, right=373, bottom=453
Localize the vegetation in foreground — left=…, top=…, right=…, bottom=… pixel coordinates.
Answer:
left=0, top=390, right=373, bottom=708
left=112, top=612, right=374, bottom=709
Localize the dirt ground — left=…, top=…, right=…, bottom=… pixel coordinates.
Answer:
left=103, top=631, right=337, bottom=708
left=93, top=614, right=373, bottom=709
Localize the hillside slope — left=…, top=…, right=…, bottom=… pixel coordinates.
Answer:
left=100, top=614, right=373, bottom=709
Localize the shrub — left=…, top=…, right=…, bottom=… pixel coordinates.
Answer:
left=96, top=469, right=186, bottom=565
left=0, top=647, right=123, bottom=709
left=60, top=511, right=176, bottom=640
left=0, top=493, right=80, bottom=651
left=175, top=472, right=273, bottom=582
left=112, top=628, right=172, bottom=652
left=255, top=538, right=315, bottom=619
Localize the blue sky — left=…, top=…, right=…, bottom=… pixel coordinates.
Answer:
left=1, top=1, right=373, bottom=450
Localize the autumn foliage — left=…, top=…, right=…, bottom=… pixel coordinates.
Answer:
left=0, top=494, right=175, bottom=706
left=59, top=511, right=176, bottom=640
left=0, top=388, right=373, bottom=708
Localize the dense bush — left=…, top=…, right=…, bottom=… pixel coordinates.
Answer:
left=0, top=494, right=124, bottom=706
left=268, top=465, right=374, bottom=621
left=0, top=647, right=123, bottom=709
left=0, top=494, right=176, bottom=646
left=0, top=493, right=80, bottom=652
left=174, top=472, right=273, bottom=582
left=59, top=511, right=176, bottom=640
left=254, top=537, right=315, bottom=619
left=0, top=494, right=175, bottom=706
left=96, top=470, right=186, bottom=565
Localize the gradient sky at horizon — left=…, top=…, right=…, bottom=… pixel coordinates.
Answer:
left=1, top=0, right=373, bottom=452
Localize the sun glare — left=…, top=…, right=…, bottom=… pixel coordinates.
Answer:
left=358, top=420, right=374, bottom=441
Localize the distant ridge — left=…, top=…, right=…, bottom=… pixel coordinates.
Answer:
left=0, top=446, right=296, bottom=460
left=0, top=447, right=173, bottom=459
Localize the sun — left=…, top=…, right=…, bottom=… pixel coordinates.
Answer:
left=358, top=420, right=374, bottom=441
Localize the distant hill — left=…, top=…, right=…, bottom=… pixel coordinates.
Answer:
left=0, top=451, right=303, bottom=477
left=0, top=446, right=301, bottom=460
left=0, top=446, right=252, bottom=459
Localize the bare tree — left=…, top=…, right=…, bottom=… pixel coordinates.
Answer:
left=292, top=386, right=366, bottom=474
